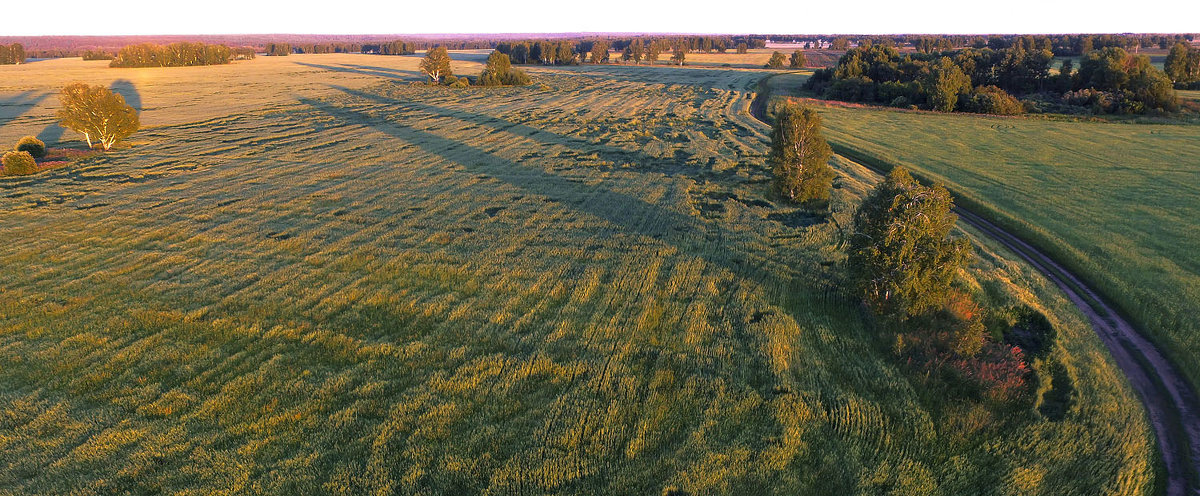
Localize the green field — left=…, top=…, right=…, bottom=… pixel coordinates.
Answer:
left=765, top=72, right=1200, bottom=394
left=0, top=54, right=1156, bottom=494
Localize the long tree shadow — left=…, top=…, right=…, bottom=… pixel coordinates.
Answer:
left=0, top=91, right=51, bottom=131
left=295, top=62, right=423, bottom=81
left=297, top=94, right=800, bottom=298
left=109, top=80, right=142, bottom=111
left=37, top=123, right=65, bottom=146
left=330, top=85, right=732, bottom=178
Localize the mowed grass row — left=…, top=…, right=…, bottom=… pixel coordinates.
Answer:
left=765, top=72, right=1200, bottom=391
left=0, top=57, right=1154, bottom=494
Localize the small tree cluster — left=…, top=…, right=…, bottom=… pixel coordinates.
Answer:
left=478, top=51, right=531, bottom=86
left=265, top=43, right=291, bottom=56
left=588, top=40, right=610, bottom=64
left=82, top=50, right=115, bottom=61
left=494, top=41, right=578, bottom=65
left=1164, top=42, right=1200, bottom=86
left=57, top=83, right=140, bottom=150
left=765, top=51, right=786, bottom=69
left=0, top=43, right=25, bottom=64
left=109, top=43, right=234, bottom=67
left=2, top=151, right=37, bottom=176
left=789, top=50, right=806, bottom=69
left=671, top=43, right=687, bottom=66
left=621, top=39, right=644, bottom=64
left=369, top=40, right=416, bottom=56
left=769, top=104, right=835, bottom=203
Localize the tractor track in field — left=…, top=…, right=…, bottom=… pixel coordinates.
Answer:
left=749, top=74, right=1200, bottom=496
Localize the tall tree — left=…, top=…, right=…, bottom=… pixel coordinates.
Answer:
left=420, top=46, right=453, bottom=84
left=735, top=42, right=748, bottom=54
left=922, top=57, right=972, bottom=112
left=57, top=83, right=140, bottom=150
left=789, top=50, right=806, bottom=68
left=589, top=39, right=610, bottom=64
left=671, top=42, right=686, bottom=66
left=769, top=104, right=835, bottom=203
left=630, top=39, right=644, bottom=64
left=646, top=42, right=662, bottom=65
left=847, top=167, right=971, bottom=319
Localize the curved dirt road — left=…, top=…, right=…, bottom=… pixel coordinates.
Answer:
left=748, top=79, right=1200, bottom=495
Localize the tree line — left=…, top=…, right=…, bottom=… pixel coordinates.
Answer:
left=109, top=42, right=236, bottom=67
left=0, top=44, right=26, bottom=64
left=807, top=42, right=1177, bottom=114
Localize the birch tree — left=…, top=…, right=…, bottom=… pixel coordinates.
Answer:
left=56, top=83, right=140, bottom=151
left=420, top=47, right=453, bottom=84
left=768, top=103, right=834, bottom=203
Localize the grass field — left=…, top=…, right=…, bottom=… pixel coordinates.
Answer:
left=765, top=72, right=1200, bottom=395
left=0, top=54, right=1156, bottom=494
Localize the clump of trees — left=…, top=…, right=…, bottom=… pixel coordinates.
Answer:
left=769, top=103, right=834, bottom=203
left=0, top=43, right=26, bottom=64
left=1, top=151, right=37, bottom=176
left=365, top=40, right=415, bottom=56
left=16, top=136, right=46, bottom=159
left=622, top=40, right=644, bottom=64
left=808, top=41, right=1178, bottom=114
left=233, top=48, right=255, bottom=60
left=82, top=50, right=115, bottom=61
left=671, top=43, right=687, bottom=66
left=1164, top=42, right=1200, bottom=88
left=494, top=41, right=579, bottom=65
left=588, top=40, right=610, bottom=64
left=478, top=51, right=530, bottom=86
left=789, top=50, right=806, bottom=69
left=420, top=47, right=453, bottom=84
left=57, top=83, right=140, bottom=150
left=265, top=43, right=291, bottom=56
left=109, top=43, right=234, bottom=67
left=765, top=51, right=786, bottom=69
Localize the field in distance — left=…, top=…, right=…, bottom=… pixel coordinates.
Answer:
left=0, top=53, right=1155, bottom=494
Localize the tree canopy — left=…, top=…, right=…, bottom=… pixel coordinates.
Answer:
left=56, top=83, right=140, bottom=151
left=110, top=43, right=234, bottom=67
left=0, top=44, right=25, bottom=65
left=478, top=51, right=531, bottom=86
left=420, top=47, right=454, bottom=84
left=765, top=52, right=786, bottom=69
left=848, top=167, right=971, bottom=320
left=789, top=50, right=806, bottom=69
left=769, top=104, right=834, bottom=203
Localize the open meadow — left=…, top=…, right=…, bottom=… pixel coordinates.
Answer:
left=0, top=54, right=1159, bottom=494
left=764, top=72, right=1200, bottom=394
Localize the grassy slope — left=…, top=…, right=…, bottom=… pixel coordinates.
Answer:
left=765, top=72, right=1200, bottom=393
left=0, top=56, right=1153, bottom=494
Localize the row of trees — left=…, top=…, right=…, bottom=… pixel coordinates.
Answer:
left=109, top=43, right=235, bottom=67
left=0, top=43, right=26, bottom=64
left=265, top=43, right=291, bottom=56
left=809, top=44, right=1177, bottom=114
left=363, top=40, right=416, bottom=55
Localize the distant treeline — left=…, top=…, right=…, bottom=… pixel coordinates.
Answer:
left=109, top=43, right=244, bottom=68
left=362, top=40, right=416, bottom=55
left=0, top=43, right=25, bottom=64
left=808, top=40, right=1178, bottom=114
left=493, top=36, right=762, bottom=65
left=82, top=50, right=115, bottom=61
left=758, top=33, right=1196, bottom=56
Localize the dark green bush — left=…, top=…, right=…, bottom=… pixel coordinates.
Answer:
left=2, top=151, right=37, bottom=176
left=960, top=86, right=1024, bottom=115
left=15, top=136, right=46, bottom=158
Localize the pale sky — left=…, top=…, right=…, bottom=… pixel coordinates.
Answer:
left=9, top=0, right=1200, bottom=36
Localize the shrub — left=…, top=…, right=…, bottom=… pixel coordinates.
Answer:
left=960, top=86, right=1024, bottom=115
left=449, top=76, right=470, bottom=88
left=2, top=151, right=37, bottom=176
left=15, top=136, right=46, bottom=158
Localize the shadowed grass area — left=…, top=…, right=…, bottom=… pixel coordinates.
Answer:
left=0, top=56, right=1158, bottom=494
